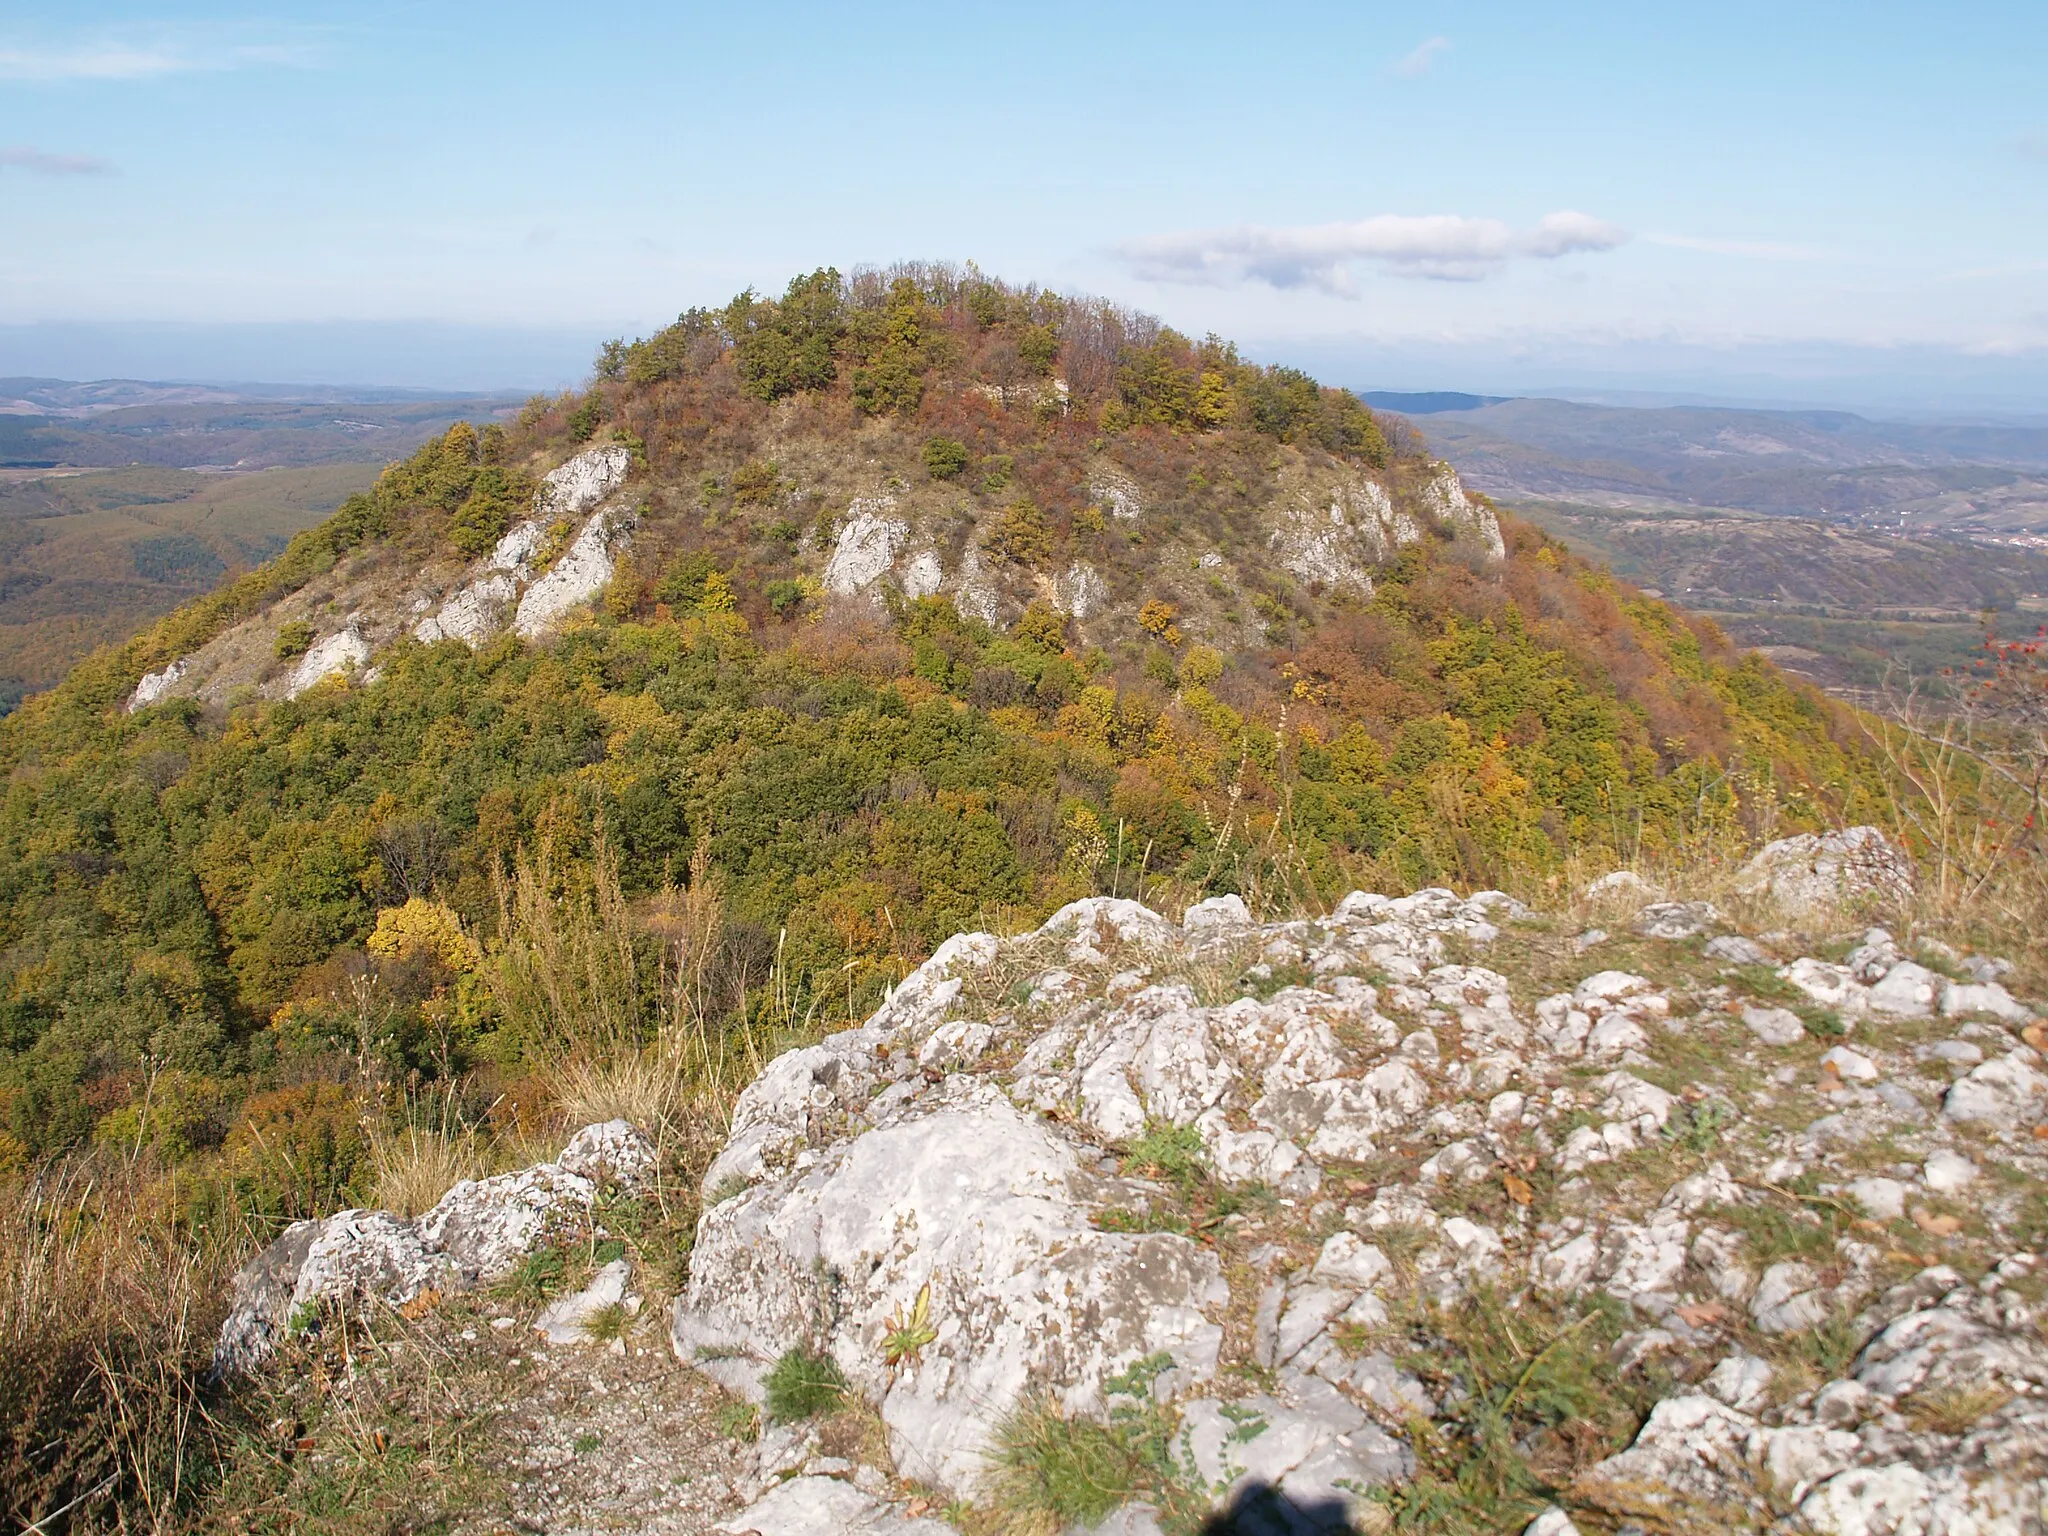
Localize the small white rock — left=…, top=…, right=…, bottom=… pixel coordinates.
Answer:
left=1820, top=1046, right=1879, bottom=1082
left=1486, top=1090, right=1527, bottom=1128
left=1311, top=1232, right=1392, bottom=1290
left=1705, top=934, right=1770, bottom=966
left=1846, top=1178, right=1906, bottom=1221
left=1587, top=870, right=1652, bottom=900
left=1704, top=1353, right=1775, bottom=1413
left=1183, top=894, right=1252, bottom=932
left=1741, top=1005, right=1807, bottom=1047
left=1940, top=980, right=2033, bottom=1022
left=1922, top=1151, right=1979, bottom=1192
left=1867, top=961, right=1940, bottom=1018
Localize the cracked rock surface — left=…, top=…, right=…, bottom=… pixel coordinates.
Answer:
left=216, top=870, right=2046, bottom=1534
left=214, top=1119, right=657, bottom=1376
left=681, top=885, right=2046, bottom=1532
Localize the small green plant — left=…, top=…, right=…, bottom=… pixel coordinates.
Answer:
left=1667, top=1098, right=1734, bottom=1154
left=1219, top=1401, right=1269, bottom=1445
left=493, top=1246, right=567, bottom=1306
left=1801, top=1008, right=1847, bottom=1039
left=1121, top=1121, right=1208, bottom=1191
left=1369, top=1289, right=1653, bottom=1532
left=572, top=1430, right=600, bottom=1454
left=922, top=436, right=969, bottom=479
left=882, top=1282, right=939, bottom=1367
left=987, top=1352, right=1199, bottom=1528
left=763, top=1346, right=848, bottom=1424
left=274, top=620, right=314, bottom=659
left=582, top=1302, right=631, bottom=1344
left=715, top=1398, right=762, bottom=1441
left=1707, top=1195, right=1837, bottom=1265
left=593, top=1237, right=627, bottom=1264
left=1776, top=1309, right=1866, bottom=1383
left=707, top=1175, right=750, bottom=1207
left=566, top=394, right=603, bottom=442
left=1240, top=958, right=1315, bottom=999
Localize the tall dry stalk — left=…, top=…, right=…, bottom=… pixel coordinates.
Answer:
left=368, top=1084, right=491, bottom=1218
left=0, top=1155, right=233, bottom=1531
left=486, top=821, right=786, bottom=1188
left=1860, top=666, right=2048, bottom=976
left=488, top=817, right=647, bottom=1060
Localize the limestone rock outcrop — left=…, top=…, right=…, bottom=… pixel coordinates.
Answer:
left=686, top=874, right=2045, bottom=1533
left=1735, top=825, right=1917, bottom=917
left=129, top=445, right=638, bottom=713
left=212, top=1119, right=655, bottom=1377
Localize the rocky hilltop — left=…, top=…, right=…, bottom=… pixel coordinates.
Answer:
left=3, top=265, right=1986, bottom=1533
left=123, top=438, right=1504, bottom=712
left=222, top=829, right=2047, bottom=1535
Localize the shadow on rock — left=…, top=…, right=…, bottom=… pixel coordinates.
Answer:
left=1197, top=1481, right=1362, bottom=1535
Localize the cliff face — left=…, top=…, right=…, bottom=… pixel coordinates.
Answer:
left=122, top=439, right=1502, bottom=714
left=128, top=446, right=639, bottom=708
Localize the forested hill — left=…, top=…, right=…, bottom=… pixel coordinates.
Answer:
left=0, top=263, right=1886, bottom=1163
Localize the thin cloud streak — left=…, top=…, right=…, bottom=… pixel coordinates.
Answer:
left=1647, top=234, right=1828, bottom=261
left=0, top=40, right=314, bottom=81
left=0, top=145, right=112, bottom=175
left=1119, top=211, right=1630, bottom=293
left=1397, top=36, right=1450, bottom=76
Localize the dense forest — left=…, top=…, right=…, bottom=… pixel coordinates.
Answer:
left=0, top=264, right=1887, bottom=1192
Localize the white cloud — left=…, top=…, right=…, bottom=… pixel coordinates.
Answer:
left=0, top=45, right=184, bottom=80
left=0, top=39, right=312, bottom=81
left=1647, top=233, right=1827, bottom=261
left=0, top=144, right=111, bottom=174
left=1118, top=212, right=1631, bottom=292
left=1397, top=36, right=1450, bottom=76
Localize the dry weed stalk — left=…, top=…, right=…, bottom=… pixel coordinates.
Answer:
left=0, top=1154, right=233, bottom=1530
left=487, top=819, right=787, bottom=1196
left=1859, top=668, right=2048, bottom=958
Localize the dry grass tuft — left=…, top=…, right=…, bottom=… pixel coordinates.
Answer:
left=0, top=1153, right=236, bottom=1531
left=367, top=1123, right=490, bottom=1218
left=1907, top=1385, right=2015, bottom=1437
left=544, top=1049, right=692, bottom=1139
left=488, top=821, right=801, bottom=1197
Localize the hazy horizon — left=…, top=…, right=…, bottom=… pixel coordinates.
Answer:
left=6, top=3, right=2047, bottom=416
left=7, top=316, right=2048, bottom=424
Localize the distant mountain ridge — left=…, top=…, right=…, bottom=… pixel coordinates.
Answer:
left=1357, top=389, right=1517, bottom=415
left=0, top=376, right=516, bottom=418
left=1366, top=392, right=2048, bottom=699
left=0, top=386, right=524, bottom=471
left=1389, top=395, right=2048, bottom=528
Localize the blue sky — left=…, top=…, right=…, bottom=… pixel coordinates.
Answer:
left=3, top=1, right=2046, bottom=407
